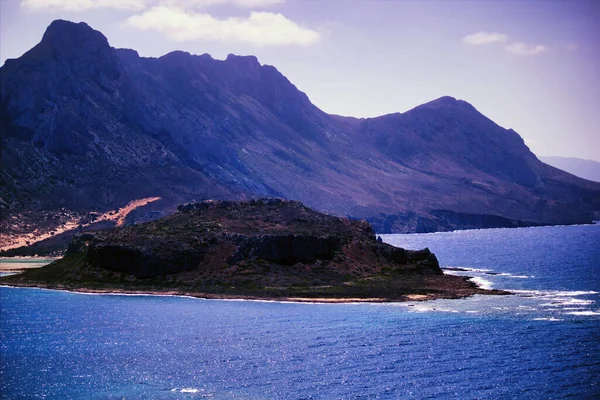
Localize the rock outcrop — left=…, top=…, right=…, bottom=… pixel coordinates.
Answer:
left=1, top=199, right=503, bottom=301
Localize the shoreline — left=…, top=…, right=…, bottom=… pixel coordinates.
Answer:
left=380, top=222, right=600, bottom=236
left=0, top=280, right=510, bottom=304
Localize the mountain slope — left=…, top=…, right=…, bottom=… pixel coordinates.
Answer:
left=541, top=156, right=600, bottom=183
left=2, top=20, right=599, bottom=235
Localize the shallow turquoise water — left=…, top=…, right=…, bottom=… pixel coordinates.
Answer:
left=1, top=225, right=599, bottom=399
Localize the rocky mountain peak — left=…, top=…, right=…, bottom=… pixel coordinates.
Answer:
left=414, top=96, right=478, bottom=112
left=160, top=50, right=194, bottom=61
left=222, top=54, right=262, bottom=81
left=38, top=19, right=110, bottom=56
left=425, top=95, right=458, bottom=106
left=225, top=53, right=260, bottom=66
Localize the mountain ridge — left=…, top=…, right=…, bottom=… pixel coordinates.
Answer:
left=1, top=19, right=599, bottom=240
left=540, top=156, right=600, bottom=183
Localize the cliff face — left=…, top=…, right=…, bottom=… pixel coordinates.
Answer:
left=2, top=20, right=600, bottom=234
left=65, top=199, right=441, bottom=281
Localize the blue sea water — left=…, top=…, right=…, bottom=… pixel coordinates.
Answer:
left=1, top=225, right=599, bottom=399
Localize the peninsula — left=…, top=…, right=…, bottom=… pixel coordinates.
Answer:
left=0, top=199, right=507, bottom=302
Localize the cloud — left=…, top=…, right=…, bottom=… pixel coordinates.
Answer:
left=160, top=0, right=283, bottom=7
left=21, top=0, right=283, bottom=11
left=124, top=6, right=319, bottom=46
left=462, top=32, right=508, bottom=45
left=462, top=31, right=548, bottom=56
left=505, top=42, right=547, bottom=56
left=21, top=0, right=147, bottom=11
left=235, top=0, right=283, bottom=6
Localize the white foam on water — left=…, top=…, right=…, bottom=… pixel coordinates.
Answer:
left=540, top=303, right=564, bottom=307
left=512, top=289, right=598, bottom=298
left=469, top=277, right=493, bottom=289
left=511, top=289, right=545, bottom=296
left=566, top=311, right=600, bottom=316
left=409, top=305, right=458, bottom=313
left=496, top=273, right=531, bottom=278
left=533, top=317, right=563, bottom=321
left=453, top=267, right=493, bottom=273
left=442, top=270, right=461, bottom=276
left=181, top=388, right=200, bottom=393
left=553, top=291, right=598, bottom=296
left=541, top=298, right=594, bottom=306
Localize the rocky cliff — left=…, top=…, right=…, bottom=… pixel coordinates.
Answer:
left=2, top=20, right=599, bottom=236
left=1, top=199, right=504, bottom=301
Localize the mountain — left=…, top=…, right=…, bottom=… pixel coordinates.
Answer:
left=2, top=19, right=600, bottom=237
left=540, top=157, right=600, bottom=183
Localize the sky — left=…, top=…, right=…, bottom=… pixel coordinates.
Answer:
left=1, top=0, right=599, bottom=162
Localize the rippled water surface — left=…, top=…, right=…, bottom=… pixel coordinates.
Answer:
left=1, top=225, right=599, bottom=399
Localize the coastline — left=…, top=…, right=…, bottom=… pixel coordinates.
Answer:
left=0, top=280, right=510, bottom=304
left=381, top=221, right=600, bottom=236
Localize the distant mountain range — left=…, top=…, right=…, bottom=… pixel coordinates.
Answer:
left=1, top=19, right=599, bottom=235
left=540, top=157, right=600, bottom=183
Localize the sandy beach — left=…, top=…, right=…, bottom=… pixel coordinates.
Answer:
left=0, top=257, right=59, bottom=273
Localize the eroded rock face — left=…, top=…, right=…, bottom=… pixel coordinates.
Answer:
left=227, top=234, right=341, bottom=266
left=86, top=243, right=207, bottom=278
left=67, top=199, right=441, bottom=280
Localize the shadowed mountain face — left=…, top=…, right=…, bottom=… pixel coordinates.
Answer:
left=540, top=157, right=600, bottom=183
left=2, top=20, right=600, bottom=233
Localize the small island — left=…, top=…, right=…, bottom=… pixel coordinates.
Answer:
left=0, top=199, right=507, bottom=302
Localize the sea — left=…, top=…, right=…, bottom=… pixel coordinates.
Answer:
left=1, top=224, right=599, bottom=399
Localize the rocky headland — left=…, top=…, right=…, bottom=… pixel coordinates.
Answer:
left=0, top=199, right=507, bottom=302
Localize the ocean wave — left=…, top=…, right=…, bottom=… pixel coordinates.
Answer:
left=544, top=298, right=594, bottom=305
left=442, top=268, right=531, bottom=279
left=552, top=291, right=598, bottom=296
left=410, top=306, right=460, bottom=313
left=443, top=267, right=493, bottom=273
left=468, top=277, right=493, bottom=289
left=566, top=311, right=600, bottom=316
left=511, top=289, right=598, bottom=297
left=494, top=273, right=532, bottom=278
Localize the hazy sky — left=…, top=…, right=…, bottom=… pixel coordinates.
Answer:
left=1, top=0, right=599, bottom=161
